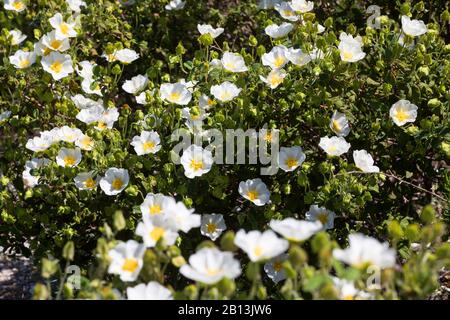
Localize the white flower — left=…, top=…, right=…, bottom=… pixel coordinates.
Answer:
left=262, top=45, right=289, bottom=69
left=319, top=136, right=351, bottom=156
left=131, top=131, right=161, bottom=155
left=75, top=134, right=95, bottom=151
left=56, top=126, right=82, bottom=143
left=56, top=147, right=82, bottom=167
left=136, top=90, right=154, bottom=105
left=265, top=22, right=293, bottom=38
left=9, top=50, right=36, bottom=69
left=74, top=171, right=98, bottom=190
left=136, top=217, right=179, bottom=248
left=270, top=218, right=322, bottom=242
left=238, top=178, right=270, bottom=206
left=264, top=254, right=288, bottom=283
left=286, top=48, right=311, bottom=66
left=389, top=99, right=418, bottom=126
left=122, top=74, right=149, bottom=95
left=199, top=94, right=214, bottom=110
left=42, top=31, right=71, bottom=53
left=305, top=205, right=336, bottom=230
left=310, top=47, right=325, bottom=60
left=180, top=145, right=213, bottom=179
left=160, top=83, right=192, bottom=105
left=76, top=105, right=105, bottom=124
left=8, top=29, right=26, bottom=45
left=140, top=193, right=175, bottom=220
left=41, top=52, right=74, bottom=80
left=25, top=136, right=52, bottom=152
left=180, top=247, right=241, bottom=284
left=22, top=158, right=50, bottom=188
left=164, top=200, right=201, bottom=233
left=99, top=168, right=130, bottom=195
left=338, top=32, right=366, bottom=62
left=353, top=149, right=379, bottom=173
left=165, top=0, right=185, bottom=10
left=401, top=15, right=427, bottom=37
left=210, top=81, right=241, bottom=102
left=333, top=233, right=396, bottom=269
left=333, top=277, right=373, bottom=300
left=76, top=60, right=96, bottom=79
left=4, top=0, right=26, bottom=12
left=234, top=229, right=289, bottom=262
left=278, top=146, right=306, bottom=172
left=103, top=49, right=139, bottom=64
left=95, top=108, right=119, bottom=130
left=330, top=111, right=350, bottom=137
left=259, top=69, right=287, bottom=89
left=221, top=52, right=248, bottom=73
left=182, top=107, right=207, bottom=122
left=108, top=240, right=145, bottom=282
left=0, top=111, right=12, bottom=122
left=49, top=13, right=77, bottom=40
left=274, top=2, right=299, bottom=21
left=71, top=94, right=103, bottom=109
left=66, top=0, right=86, bottom=12
left=201, top=214, right=226, bottom=241
left=197, top=24, right=224, bottom=38
left=127, top=282, right=173, bottom=300
left=290, top=0, right=314, bottom=13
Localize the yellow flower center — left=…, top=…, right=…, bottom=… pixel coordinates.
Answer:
left=122, top=258, right=138, bottom=272
left=273, top=261, right=283, bottom=272
left=169, top=92, right=181, bottom=102
left=50, top=61, right=63, bottom=73
left=189, top=159, right=203, bottom=171
left=285, top=157, right=298, bottom=168
left=97, top=121, right=107, bottom=130
left=50, top=39, right=62, bottom=50
left=206, top=268, right=220, bottom=276
left=150, top=227, right=165, bottom=242
left=269, top=74, right=283, bottom=87
left=224, top=62, right=236, bottom=70
left=111, top=178, right=123, bottom=190
left=395, top=109, right=409, bottom=123
left=13, top=1, right=24, bottom=10
left=206, top=223, right=217, bottom=234
left=317, top=212, right=329, bottom=224
left=246, top=190, right=259, bottom=201
left=19, top=58, right=30, bottom=68
left=274, top=56, right=285, bottom=68
left=343, top=51, right=353, bottom=60
left=64, top=155, right=76, bottom=166
left=283, top=10, right=293, bottom=16
left=60, top=23, right=70, bottom=35
left=264, top=132, right=272, bottom=142
left=84, top=177, right=96, bottom=189
left=143, top=141, right=155, bottom=151
left=343, top=294, right=355, bottom=300
left=219, top=91, right=232, bottom=101
left=149, top=204, right=161, bottom=215
left=332, top=120, right=341, bottom=132
left=253, top=246, right=263, bottom=257
left=80, top=136, right=93, bottom=149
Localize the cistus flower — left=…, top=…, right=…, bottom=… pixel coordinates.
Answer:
left=305, top=205, right=336, bottom=230
left=221, top=52, right=248, bottom=73
left=259, top=69, right=287, bottom=89
left=286, top=48, right=311, bottom=66
left=319, top=136, right=351, bottom=156
left=127, top=282, right=173, bottom=300
left=160, top=83, right=192, bottom=105
left=330, top=111, right=350, bottom=137
left=264, top=253, right=288, bottom=283
left=389, top=99, right=418, bottom=126
left=234, top=229, right=289, bottom=262
left=290, top=0, right=314, bottom=13
left=22, top=158, right=50, bottom=188
left=332, top=233, right=396, bottom=269
left=164, top=200, right=201, bottom=233
left=180, top=247, right=241, bottom=284
left=180, top=145, right=213, bottom=179
left=66, top=0, right=86, bottom=13
left=140, top=193, right=176, bottom=220
left=262, top=45, right=289, bottom=69
left=200, top=214, right=226, bottom=241
left=197, top=24, right=224, bottom=38
left=9, top=50, right=36, bottom=69
left=270, top=218, right=322, bottom=242
left=107, top=240, right=146, bottom=282
left=332, top=277, right=373, bottom=300
left=4, top=0, right=26, bottom=12
left=8, top=29, right=26, bottom=45
left=130, top=131, right=161, bottom=155
left=264, top=22, right=293, bottom=39
left=274, top=2, right=299, bottom=21
left=56, top=147, right=82, bottom=167
left=238, top=178, right=271, bottom=206
left=135, top=216, right=179, bottom=248
left=74, top=171, right=98, bottom=190
left=41, top=31, right=71, bottom=53
left=210, top=81, right=241, bottom=102
left=49, top=13, right=77, bottom=40
left=401, top=15, right=427, bottom=37
left=99, top=168, right=130, bottom=195
left=102, top=49, right=139, bottom=64
left=165, top=0, right=185, bottom=11
left=338, top=32, right=366, bottom=62
left=278, top=146, right=306, bottom=172
left=353, top=150, right=380, bottom=173
left=122, top=74, right=149, bottom=95
left=41, top=52, right=74, bottom=80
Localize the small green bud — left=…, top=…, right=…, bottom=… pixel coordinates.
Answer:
left=113, top=210, right=126, bottom=231
left=62, top=241, right=75, bottom=261
left=420, top=205, right=435, bottom=224
left=289, top=245, right=308, bottom=266
left=220, top=231, right=238, bottom=252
